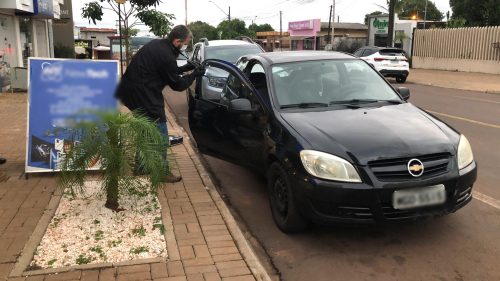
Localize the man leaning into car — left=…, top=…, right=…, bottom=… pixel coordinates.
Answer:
left=115, top=25, right=205, bottom=183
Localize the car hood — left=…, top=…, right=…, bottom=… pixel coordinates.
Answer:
left=280, top=103, right=458, bottom=165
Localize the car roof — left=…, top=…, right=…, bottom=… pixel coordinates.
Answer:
left=203, top=40, right=257, bottom=47
left=250, top=51, right=356, bottom=64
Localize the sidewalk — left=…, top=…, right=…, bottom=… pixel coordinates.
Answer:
left=0, top=93, right=270, bottom=281
left=407, top=68, right=500, bottom=94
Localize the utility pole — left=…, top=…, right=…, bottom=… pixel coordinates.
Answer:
left=279, top=11, right=282, bottom=51
left=228, top=6, right=231, bottom=21
left=327, top=5, right=332, bottom=48
left=388, top=0, right=395, bottom=47
left=116, top=0, right=124, bottom=76
left=423, top=0, right=428, bottom=29
left=331, top=0, right=335, bottom=46
left=185, top=0, right=188, bottom=25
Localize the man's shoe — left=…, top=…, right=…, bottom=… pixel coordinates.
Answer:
left=0, top=158, right=6, bottom=165
left=164, top=174, right=182, bottom=183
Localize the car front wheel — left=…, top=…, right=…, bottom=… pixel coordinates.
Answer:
left=267, top=162, right=308, bottom=233
left=396, top=76, right=407, bottom=83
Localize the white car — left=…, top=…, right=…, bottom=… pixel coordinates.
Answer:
left=353, top=47, right=409, bottom=83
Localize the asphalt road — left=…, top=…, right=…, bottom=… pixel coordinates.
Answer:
left=164, top=82, right=500, bottom=281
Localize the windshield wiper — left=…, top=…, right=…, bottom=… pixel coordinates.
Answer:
left=280, top=102, right=329, bottom=109
left=329, top=99, right=402, bottom=106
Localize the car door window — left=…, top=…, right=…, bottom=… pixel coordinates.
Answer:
left=222, top=74, right=250, bottom=102
left=192, top=45, right=201, bottom=62
left=248, top=63, right=268, bottom=97
left=353, top=49, right=364, bottom=57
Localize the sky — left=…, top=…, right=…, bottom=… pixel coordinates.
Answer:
left=72, top=0, right=452, bottom=35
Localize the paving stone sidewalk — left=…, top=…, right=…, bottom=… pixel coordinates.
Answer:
left=408, top=68, right=500, bottom=93
left=0, top=93, right=269, bottom=281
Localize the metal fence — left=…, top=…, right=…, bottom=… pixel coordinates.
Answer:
left=413, top=26, right=500, bottom=60
left=412, top=26, right=500, bottom=74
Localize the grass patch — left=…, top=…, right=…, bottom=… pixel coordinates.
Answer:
left=107, top=239, right=122, bottom=248
left=93, top=219, right=100, bottom=225
left=90, top=245, right=107, bottom=260
left=47, top=259, right=57, bottom=266
left=131, top=225, right=146, bottom=237
left=94, top=230, right=104, bottom=241
left=76, top=254, right=94, bottom=265
left=130, top=246, right=149, bottom=255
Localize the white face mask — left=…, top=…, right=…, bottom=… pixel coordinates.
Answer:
left=180, top=44, right=188, bottom=51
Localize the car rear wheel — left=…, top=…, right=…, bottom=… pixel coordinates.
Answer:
left=267, top=162, right=308, bottom=233
left=396, top=76, right=407, bottom=83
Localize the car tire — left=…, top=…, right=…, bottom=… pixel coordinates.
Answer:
left=396, top=76, right=407, bottom=83
left=267, top=162, right=308, bottom=233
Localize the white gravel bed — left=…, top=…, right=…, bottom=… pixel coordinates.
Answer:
left=31, top=180, right=167, bottom=269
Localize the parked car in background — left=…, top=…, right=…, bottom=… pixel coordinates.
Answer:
left=187, top=51, right=477, bottom=233
left=354, top=46, right=409, bottom=83
left=188, top=38, right=264, bottom=100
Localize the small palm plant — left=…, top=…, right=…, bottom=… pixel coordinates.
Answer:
left=59, top=111, right=167, bottom=211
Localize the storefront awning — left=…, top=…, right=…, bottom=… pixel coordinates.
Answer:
left=289, top=36, right=315, bottom=40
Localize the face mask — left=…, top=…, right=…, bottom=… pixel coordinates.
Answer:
left=180, top=44, right=188, bottom=52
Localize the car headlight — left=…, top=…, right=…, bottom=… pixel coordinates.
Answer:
left=299, top=150, right=362, bottom=182
left=207, top=76, right=226, bottom=88
left=457, top=135, right=474, bottom=170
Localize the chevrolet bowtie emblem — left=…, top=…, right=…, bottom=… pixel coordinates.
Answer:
left=407, top=159, right=424, bottom=177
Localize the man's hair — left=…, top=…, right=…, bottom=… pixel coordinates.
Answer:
left=167, top=25, right=192, bottom=42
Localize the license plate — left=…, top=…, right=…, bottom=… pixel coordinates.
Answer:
left=393, top=185, right=446, bottom=210
left=391, top=60, right=399, bottom=64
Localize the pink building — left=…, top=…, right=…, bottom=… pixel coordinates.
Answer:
left=288, top=19, right=321, bottom=50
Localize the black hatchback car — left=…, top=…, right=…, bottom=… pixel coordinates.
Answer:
left=187, top=51, right=477, bottom=233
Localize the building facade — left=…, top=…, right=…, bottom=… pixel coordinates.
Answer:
left=78, top=27, right=117, bottom=48
left=0, top=0, right=65, bottom=90
left=288, top=19, right=368, bottom=51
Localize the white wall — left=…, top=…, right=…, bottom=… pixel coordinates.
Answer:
left=0, top=13, right=20, bottom=68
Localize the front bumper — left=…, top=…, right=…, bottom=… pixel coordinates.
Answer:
left=291, top=161, right=477, bottom=224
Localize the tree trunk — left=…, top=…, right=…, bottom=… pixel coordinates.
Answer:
left=105, top=176, right=120, bottom=211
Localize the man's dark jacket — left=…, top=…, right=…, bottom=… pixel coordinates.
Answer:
left=115, top=39, right=195, bottom=122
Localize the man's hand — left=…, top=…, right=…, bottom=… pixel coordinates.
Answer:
left=192, top=66, right=206, bottom=77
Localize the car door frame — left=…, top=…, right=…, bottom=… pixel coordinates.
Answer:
left=188, top=58, right=271, bottom=165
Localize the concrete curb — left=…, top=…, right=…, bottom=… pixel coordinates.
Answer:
left=164, top=102, right=273, bottom=281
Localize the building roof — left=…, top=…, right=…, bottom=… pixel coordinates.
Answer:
left=80, top=27, right=117, bottom=33
left=320, top=22, right=368, bottom=30
left=251, top=51, right=355, bottom=64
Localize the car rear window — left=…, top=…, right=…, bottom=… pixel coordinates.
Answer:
left=205, top=46, right=263, bottom=64
left=379, top=49, right=406, bottom=57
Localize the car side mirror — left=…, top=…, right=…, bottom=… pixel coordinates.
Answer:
left=397, top=87, right=410, bottom=101
left=228, top=98, right=254, bottom=113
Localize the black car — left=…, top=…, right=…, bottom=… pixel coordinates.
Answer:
left=187, top=51, right=477, bottom=233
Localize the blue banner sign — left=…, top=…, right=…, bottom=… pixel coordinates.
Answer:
left=26, top=58, right=119, bottom=173
left=33, top=0, right=54, bottom=17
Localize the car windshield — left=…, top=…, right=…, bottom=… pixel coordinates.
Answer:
left=379, top=48, right=407, bottom=58
left=271, top=59, right=401, bottom=108
left=205, top=46, right=262, bottom=63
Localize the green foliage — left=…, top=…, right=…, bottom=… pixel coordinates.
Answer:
left=108, top=239, right=122, bottom=248
left=76, top=254, right=94, bottom=265
left=248, top=23, right=274, bottom=33
left=59, top=111, right=167, bottom=211
left=398, top=0, right=443, bottom=21
left=217, top=19, right=252, bottom=39
left=131, top=225, right=147, bottom=237
left=188, top=21, right=218, bottom=43
left=94, top=230, right=105, bottom=241
left=81, top=2, right=103, bottom=25
left=136, top=10, right=176, bottom=38
left=130, top=246, right=149, bottom=254
left=93, top=219, right=100, bottom=225
left=90, top=245, right=106, bottom=259
left=47, top=259, right=57, bottom=266
left=447, top=17, right=467, bottom=28
left=450, top=0, right=499, bottom=26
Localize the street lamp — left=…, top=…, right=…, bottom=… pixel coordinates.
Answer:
left=208, top=0, right=230, bottom=21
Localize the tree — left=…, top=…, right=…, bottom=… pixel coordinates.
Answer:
left=81, top=0, right=175, bottom=65
left=450, top=0, right=500, bottom=26
left=188, top=21, right=218, bottom=44
left=398, top=0, right=443, bottom=21
left=59, top=111, right=167, bottom=211
left=364, top=11, right=384, bottom=25
left=216, top=19, right=252, bottom=40
left=248, top=23, right=274, bottom=33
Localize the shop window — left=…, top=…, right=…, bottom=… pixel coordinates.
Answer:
left=19, top=17, right=33, bottom=67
